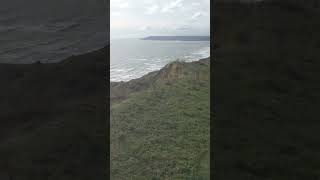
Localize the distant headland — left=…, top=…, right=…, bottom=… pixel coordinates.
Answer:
left=141, top=36, right=210, bottom=41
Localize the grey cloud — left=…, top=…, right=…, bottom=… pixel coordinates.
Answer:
left=111, top=0, right=210, bottom=38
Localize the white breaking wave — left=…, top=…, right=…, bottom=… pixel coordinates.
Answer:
left=184, top=46, right=210, bottom=62
left=111, top=45, right=210, bottom=82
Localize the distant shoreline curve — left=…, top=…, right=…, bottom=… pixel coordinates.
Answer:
left=141, top=36, right=210, bottom=41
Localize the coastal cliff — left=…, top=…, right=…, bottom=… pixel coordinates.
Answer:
left=0, top=46, right=210, bottom=179
left=110, top=58, right=210, bottom=179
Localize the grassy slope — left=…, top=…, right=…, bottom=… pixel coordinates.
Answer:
left=111, top=59, right=210, bottom=179
left=214, top=3, right=320, bottom=179
left=0, top=47, right=108, bottom=179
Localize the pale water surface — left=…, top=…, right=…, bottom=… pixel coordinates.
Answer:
left=0, top=0, right=108, bottom=64
left=111, top=38, right=210, bottom=82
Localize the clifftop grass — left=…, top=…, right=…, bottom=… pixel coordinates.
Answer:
left=111, top=58, right=210, bottom=179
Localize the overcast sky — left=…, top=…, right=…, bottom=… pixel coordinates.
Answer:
left=111, top=0, right=210, bottom=39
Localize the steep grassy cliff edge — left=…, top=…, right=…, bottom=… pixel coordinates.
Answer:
left=111, top=58, right=210, bottom=179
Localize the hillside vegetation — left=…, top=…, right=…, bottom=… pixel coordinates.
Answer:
left=0, top=47, right=108, bottom=179
left=110, top=58, right=210, bottom=179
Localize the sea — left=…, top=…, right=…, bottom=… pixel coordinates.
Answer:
left=0, top=0, right=108, bottom=64
left=111, top=38, right=210, bottom=82
left=0, top=1, right=210, bottom=82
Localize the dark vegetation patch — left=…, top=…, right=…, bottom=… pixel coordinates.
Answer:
left=0, top=47, right=108, bottom=179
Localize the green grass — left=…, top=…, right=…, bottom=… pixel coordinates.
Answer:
left=110, top=59, right=210, bottom=179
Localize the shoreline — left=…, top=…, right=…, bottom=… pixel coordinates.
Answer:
left=0, top=44, right=109, bottom=65
left=110, top=55, right=210, bottom=84
left=110, top=38, right=210, bottom=82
